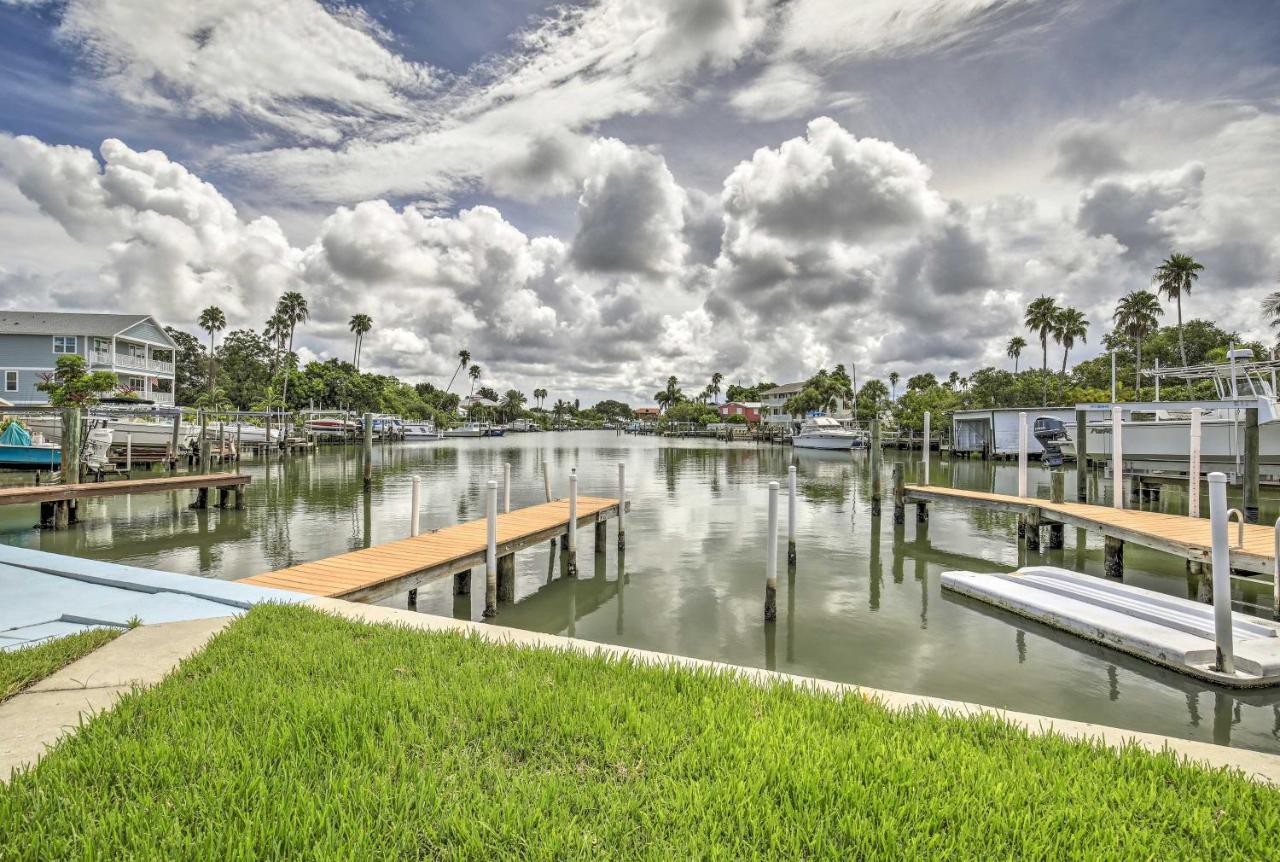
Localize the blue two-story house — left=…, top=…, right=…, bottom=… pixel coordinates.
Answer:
left=0, top=311, right=178, bottom=405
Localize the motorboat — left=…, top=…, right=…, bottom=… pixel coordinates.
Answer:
left=0, top=422, right=60, bottom=469
left=304, top=417, right=358, bottom=438
left=402, top=421, right=442, bottom=440
left=207, top=421, right=281, bottom=445
left=793, top=416, right=864, bottom=450
left=443, top=422, right=487, bottom=438
left=26, top=413, right=198, bottom=449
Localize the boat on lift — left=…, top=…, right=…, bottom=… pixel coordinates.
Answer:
left=793, top=415, right=864, bottom=450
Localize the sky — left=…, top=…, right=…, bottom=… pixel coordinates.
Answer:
left=0, top=0, right=1277, bottom=405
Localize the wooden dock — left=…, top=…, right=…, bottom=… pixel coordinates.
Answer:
left=904, top=484, right=1276, bottom=576
left=239, top=496, right=626, bottom=604
left=0, top=472, right=251, bottom=529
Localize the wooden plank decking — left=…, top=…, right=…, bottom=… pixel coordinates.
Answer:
left=239, top=496, right=625, bottom=603
left=905, top=484, right=1276, bottom=575
left=0, top=472, right=250, bottom=506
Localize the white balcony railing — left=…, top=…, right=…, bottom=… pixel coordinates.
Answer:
left=114, top=353, right=147, bottom=370
left=149, top=358, right=174, bottom=374
left=90, top=350, right=113, bottom=366
left=150, top=391, right=175, bottom=404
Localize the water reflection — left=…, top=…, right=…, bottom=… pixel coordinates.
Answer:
left=5, top=432, right=1280, bottom=753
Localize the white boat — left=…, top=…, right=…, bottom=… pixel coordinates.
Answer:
left=26, top=414, right=198, bottom=449
left=402, top=421, right=442, bottom=440
left=793, top=416, right=863, bottom=450
left=1058, top=355, right=1280, bottom=481
left=208, top=421, right=281, bottom=445
left=443, top=422, right=487, bottom=438
left=305, top=417, right=357, bottom=438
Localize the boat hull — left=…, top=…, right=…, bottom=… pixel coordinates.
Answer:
left=0, top=444, right=60, bottom=468
left=793, top=433, right=858, bottom=450
left=1062, top=419, right=1280, bottom=480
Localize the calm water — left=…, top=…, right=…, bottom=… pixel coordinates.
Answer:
left=8, top=431, right=1280, bottom=753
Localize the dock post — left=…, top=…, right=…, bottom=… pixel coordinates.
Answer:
left=125, top=433, right=132, bottom=474
left=60, top=407, right=81, bottom=488
left=1111, top=405, right=1124, bottom=510
left=1048, top=471, right=1064, bottom=549
left=1075, top=408, right=1088, bottom=502
left=787, top=465, right=798, bottom=562
left=542, top=461, right=552, bottom=503
left=1025, top=507, right=1041, bottom=552
left=617, top=463, right=626, bottom=550
left=455, top=569, right=471, bottom=595
left=1207, top=472, right=1235, bottom=673
left=503, top=463, right=511, bottom=514
left=1017, top=412, right=1028, bottom=498
left=497, top=553, right=515, bottom=603
left=362, top=412, right=373, bottom=491
left=1189, top=408, right=1203, bottom=518
left=235, top=423, right=242, bottom=475
left=566, top=470, right=578, bottom=577
left=922, top=411, right=931, bottom=485
left=1272, top=518, right=1279, bottom=620
left=1243, top=407, right=1259, bottom=524
left=410, top=476, right=421, bottom=537
left=1104, top=535, right=1124, bottom=578
left=892, top=463, right=905, bottom=525
left=198, top=411, right=210, bottom=474
left=594, top=520, right=607, bottom=554
left=264, top=414, right=272, bottom=457
left=870, top=415, right=882, bottom=517
left=765, top=480, right=778, bottom=622
left=169, top=412, right=181, bottom=472
left=218, top=421, right=224, bottom=468
left=484, top=480, right=498, bottom=617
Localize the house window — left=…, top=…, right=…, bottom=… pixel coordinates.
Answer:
left=4, top=371, right=16, bottom=392
left=52, top=336, right=77, bottom=354
left=126, top=376, right=145, bottom=391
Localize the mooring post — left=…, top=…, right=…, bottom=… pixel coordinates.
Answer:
left=922, top=411, right=931, bottom=485
left=566, top=469, right=579, bottom=577
left=1104, top=535, right=1124, bottom=578
left=60, top=407, right=81, bottom=489
left=235, top=423, right=242, bottom=475
left=542, top=460, right=552, bottom=503
left=870, top=414, right=882, bottom=517
left=217, top=421, right=224, bottom=468
left=765, top=480, right=778, bottom=622
left=892, top=463, right=905, bottom=525
left=1244, top=407, right=1259, bottom=524
left=1207, top=472, right=1235, bottom=673
left=264, top=413, right=272, bottom=458
left=169, top=412, right=181, bottom=472
left=1017, top=411, right=1028, bottom=498
left=1025, top=507, right=1041, bottom=552
left=594, top=519, right=607, bottom=554
left=125, top=433, right=132, bottom=474
left=362, top=412, right=373, bottom=491
left=198, top=411, right=210, bottom=475
left=1048, top=471, right=1065, bottom=549
left=503, top=462, right=512, bottom=514
left=1272, top=518, right=1279, bottom=621
left=787, top=465, right=798, bottom=563
left=484, top=480, right=498, bottom=617
left=617, top=462, right=626, bottom=550
left=1189, top=407, right=1203, bottom=518
left=410, top=476, right=421, bottom=537
left=1074, top=407, right=1088, bottom=502
left=497, top=552, right=516, bottom=603
left=1111, top=405, right=1124, bottom=509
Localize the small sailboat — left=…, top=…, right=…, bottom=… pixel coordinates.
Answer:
left=0, top=421, right=60, bottom=469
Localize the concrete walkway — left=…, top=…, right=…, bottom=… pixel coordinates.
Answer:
left=1, top=616, right=231, bottom=782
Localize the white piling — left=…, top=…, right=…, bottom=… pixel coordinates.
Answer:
left=1189, top=408, right=1203, bottom=518
left=787, top=465, right=797, bottom=565
left=1111, top=405, right=1124, bottom=510
left=1110, top=351, right=1117, bottom=402
left=503, top=462, right=511, bottom=514
left=410, top=476, right=421, bottom=537
left=765, top=481, right=778, bottom=621
left=542, top=460, right=552, bottom=503
left=1207, top=472, right=1234, bottom=673
left=617, top=462, right=626, bottom=550
left=922, top=411, right=931, bottom=486
left=125, top=433, right=132, bottom=473
left=484, top=480, right=498, bottom=617
left=1017, top=412, right=1028, bottom=498
left=567, top=469, right=578, bottom=576
left=1273, top=518, right=1279, bottom=621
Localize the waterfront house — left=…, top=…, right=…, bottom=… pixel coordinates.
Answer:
left=0, top=311, right=177, bottom=405
left=633, top=406, right=661, bottom=419
left=760, top=382, right=805, bottom=425
left=717, top=401, right=761, bottom=423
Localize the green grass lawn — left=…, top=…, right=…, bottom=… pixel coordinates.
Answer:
left=2, top=604, right=1277, bottom=859
left=1, top=627, right=123, bottom=703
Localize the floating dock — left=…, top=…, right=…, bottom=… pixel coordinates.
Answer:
left=905, top=484, right=1276, bottom=575
left=239, top=496, right=626, bottom=603
left=943, top=567, right=1280, bottom=687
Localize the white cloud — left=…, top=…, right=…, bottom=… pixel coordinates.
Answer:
left=729, top=62, right=826, bottom=122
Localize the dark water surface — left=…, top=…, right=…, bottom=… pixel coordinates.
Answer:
left=7, top=431, right=1280, bottom=753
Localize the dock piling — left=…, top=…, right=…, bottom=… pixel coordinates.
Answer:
left=1026, top=507, right=1041, bottom=553
left=922, top=411, right=931, bottom=485
left=484, top=480, right=498, bottom=617
left=125, top=433, right=133, bottom=474
left=1272, top=518, right=1279, bottom=620
left=765, top=480, right=778, bottom=622
left=497, top=553, right=515, bottom=603
left=566, top=470, right=578, bottom=577
left=199, top=411, right=210, bottom=475
left=235, top=423, right=242, bottom=475
left=1208, top=472, right=1235, bottom=673
left=617, top=463, right=626, bottom=550
left=1048, top=472, right=1065, bottom=549
left=1111, top=405, right=1124, bottom=510
left=1244, top=407, right=1259, bottom=524
left=594, top=520, right=607, bottom=554
left=169, top=413, right=181, bottom=472
left=1074, top=408, right=1088, bottom=502
left=870, top=415, right=882, bottom=517
left=1017, top=411, right=1028, bottom=498
left=362, top=412, right=373, bottom=491
left=503, top=463, right=511, bottom=514
left=787, top=465, right=798, bottom=562
left=892, top=463, right=905, bottom=525
left=1189, top=408, right=1203, bottom=518
left=1104, top=535, right=1124, bottom=578
left=410, top=476, right=421, bottom=537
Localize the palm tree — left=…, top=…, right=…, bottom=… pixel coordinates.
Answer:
left=446, top=349, right=470, bottom=393
left=264, top=313, right=288, bottom=370
left=1053, top=307, right=1089, bottom=373
left=888, top=371, right=900, bottom=401
left=1024, top=296, right=1060, bottom=405
left=348, top=313, right=372, bottom=370
left=663, top=375, right=682, bottom=406
left=1113, top=290, right=1163, bottom=399
left=467, top=364, right=481, bottom=395
left=198, top=305, right=225, bottom=395
left=710, top=372, right=723, bottom=405
left=275, top=291, right=309, bottom=407
left=532, top=387, right=547, bottom=410
left=1153, top=253, right=1203, bottom=368
left=1006, top=336, right=1027, bottom=373
left=501, top=389, right=526, bottom=422
left=1261, top=288, right=1280, bottom=346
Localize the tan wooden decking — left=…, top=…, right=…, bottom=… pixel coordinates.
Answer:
left=238, top=496, right=624, bottom=601
left=905, top=484, right=1276, bottom=575
left=0, top=472, right=249, bottom=506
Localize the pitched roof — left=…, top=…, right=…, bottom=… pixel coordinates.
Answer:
left=0, top=311, right=165, bottom=339
left=762, top=381, right=806, bottom=396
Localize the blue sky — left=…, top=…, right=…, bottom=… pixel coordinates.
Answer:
left=0, top=0, right=1277, bottom=402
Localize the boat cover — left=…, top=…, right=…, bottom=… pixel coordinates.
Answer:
left=0, top=421, right=33, bottom=447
